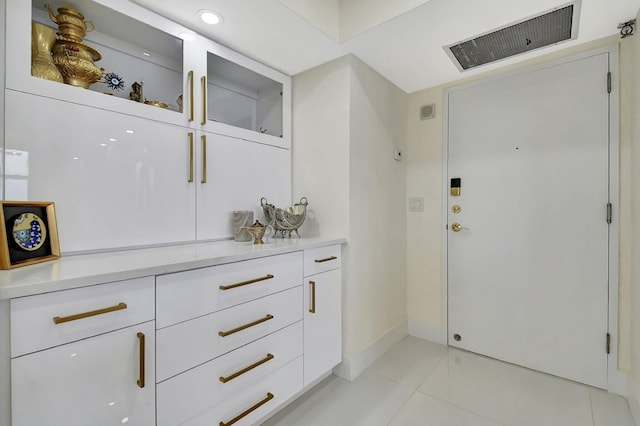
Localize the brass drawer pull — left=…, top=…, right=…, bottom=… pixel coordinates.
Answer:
left=314, top=256, right=337, bottom=263
left=137, top=332, right=145, bottom=388
left=219, top=274, right=274, bottom=291
left=52, top=302, right=127, bottom=324
left=188, top=70, right=194, bottom=122
left=219, top=353, right=274, bottom=383
left=219, top=393, right=274, bottom=426
left=218, top=314, right=274, bottom=337
left=309, top=281, right=316, bottom=313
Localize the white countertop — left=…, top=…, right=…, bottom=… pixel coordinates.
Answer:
left=0, top=237, right=346, bottom=299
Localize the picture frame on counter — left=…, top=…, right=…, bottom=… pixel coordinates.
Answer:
left=0, top=201, right=61, bottom=269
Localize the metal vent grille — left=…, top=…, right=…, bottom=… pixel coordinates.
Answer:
left=447, top=4, right=576, bottom=71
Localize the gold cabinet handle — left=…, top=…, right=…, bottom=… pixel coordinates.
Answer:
left=137, top=332, right=145, bottom=388
left=201, top=134, right=207, bottom=184
left=219, top=353, right=274, bottom=383
left=201, top=75, right=207, bottom=125
left=188, top=70, right=194, bottom=122
left=219, top=274, right=274, bottom=291
left=218, top=314, right=274, bottom=337
left=219, top=393, right=274, bottom=426
left=315, top=256, right=337, bottom=263
left=52, top=302, right=127, bottom=324
left=188, top=132, right=194, bottom=183
left=309, top=281, right=316, bottom=313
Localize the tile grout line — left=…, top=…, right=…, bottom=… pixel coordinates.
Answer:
left=589, top=390, right=597, bottom=426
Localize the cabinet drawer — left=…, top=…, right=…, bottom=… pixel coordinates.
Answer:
left=157, top=322, right=302, bottom=426
left=304, top=245, right=342, bottom=277
left=11, top=277, right=155, bottom=357
left=183, top=356, right=303, bottom=426
left=156, top=252, right=303, bottom=328
left=157, top=286, right=302, bottom=381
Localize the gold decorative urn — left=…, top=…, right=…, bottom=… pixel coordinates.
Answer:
left=31, top=22, right=64, bottom=83
left=43, top=3, right=104, bottom=89
left=44, top=4, right=94, bottom=43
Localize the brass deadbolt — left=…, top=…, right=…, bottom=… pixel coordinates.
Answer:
left=452, top=205, right=461, bottom=214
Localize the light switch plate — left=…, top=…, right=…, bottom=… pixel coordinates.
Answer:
left=408, top=197, right=424, bottom=212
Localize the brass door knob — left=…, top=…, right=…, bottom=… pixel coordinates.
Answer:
left=451, top=223, right=469, bottom=232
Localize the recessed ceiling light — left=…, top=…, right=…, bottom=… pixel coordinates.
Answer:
left=199, top=10, right=222, bottom=25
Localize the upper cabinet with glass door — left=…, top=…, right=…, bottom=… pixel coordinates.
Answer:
left=184, top=35, right=291, bottom=149
left=5, top=0, right=291, bottom=148
left=6, top=0, right=188, bottom=126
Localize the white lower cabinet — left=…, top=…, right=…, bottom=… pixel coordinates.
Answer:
left=157, top=322, right=303, bottom=426
left=8, top=244, right=343, bottom=425
left=185, top=356, right=303, bottom=426
left=303, top=246, right=343, bottom=386
left=11, top=320, right=155, bottom=426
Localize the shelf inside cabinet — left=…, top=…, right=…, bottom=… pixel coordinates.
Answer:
left=207, top=53, right=283, bottom=138
left=31, top=0, right=184, bottom=113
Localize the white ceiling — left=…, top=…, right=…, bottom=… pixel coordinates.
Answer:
left=132, top=0, right=640, bottom=93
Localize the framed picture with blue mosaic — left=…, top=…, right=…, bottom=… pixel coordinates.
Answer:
left=0, top=201, right=60, bottom=269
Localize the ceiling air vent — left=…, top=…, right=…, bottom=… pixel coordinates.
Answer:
left=445, top=2, right=580, bottom=72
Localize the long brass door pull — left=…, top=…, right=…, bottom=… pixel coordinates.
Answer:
left=201, top=75, right=207, bottom=125
left=219, top=353, right=274, bottom=383
left=188, top=70, right=194, bottom=122
left=188, top=132, right=194, bottom=182
left=309, top=281, right=316, bottom=313
left=52, top=302, right=127, bottom=324
left=219, top=274, right=274, bottom=291
left=219, top=393, right=274, bottom=426
left=137, top=332, right=145, bottom=388
left=314, top=256, right=337, bottom=263
left=218, top=314, right=274, bottom=337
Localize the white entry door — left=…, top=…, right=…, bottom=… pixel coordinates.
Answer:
left=447, top=51, right=612, bottom=389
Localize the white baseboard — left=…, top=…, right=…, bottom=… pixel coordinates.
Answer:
left=608, top=368, right=629, bottom=396
left=627, top=378, right=640, bottom=425
left=408, top=320, right=446, bottom=345
left=333, top=321, right=408, bottom=381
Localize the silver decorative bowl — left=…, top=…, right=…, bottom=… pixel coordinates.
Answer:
left=261, top=197, right=308, bottom=238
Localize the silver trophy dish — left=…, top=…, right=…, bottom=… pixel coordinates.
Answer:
left=260, top=197, right=308, bottom=238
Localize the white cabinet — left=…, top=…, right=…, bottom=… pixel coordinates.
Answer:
left=12, top=321, right=155, bottom=426
left=190, top=37, right=291, bottom=149
left=4, top=90, right=196, bottom=252
left=303, top=245, right=343, bottom=386
left=155, top=250, right=306, bottom=425
left=3, top=0, right=292, bottom=252
left=10, top=277, right=156, bottom=426
left=196, top=132, right=291, bottom=240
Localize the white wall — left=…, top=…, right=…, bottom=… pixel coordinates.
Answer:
left=293, top=54, right=408, bottom=380
left=627, top=8, right=640, bottom=422
left=406, top=35, right=635, bottom=370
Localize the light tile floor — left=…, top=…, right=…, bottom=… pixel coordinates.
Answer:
left=263, top=336, right=636, bottom=426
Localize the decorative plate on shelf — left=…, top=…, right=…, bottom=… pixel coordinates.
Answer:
left=12, top=213, right=47, bottom=251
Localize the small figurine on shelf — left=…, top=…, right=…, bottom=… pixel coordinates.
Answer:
left=177, top=94, right=183, bottom=113
left=129, top=80, right=144, bottom=102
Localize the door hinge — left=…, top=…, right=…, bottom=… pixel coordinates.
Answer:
left=606, top=203, right=612, bottom=224
left=606, top=333, right=611, bottom=354
left=607, top=72, right=612, bottom=93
